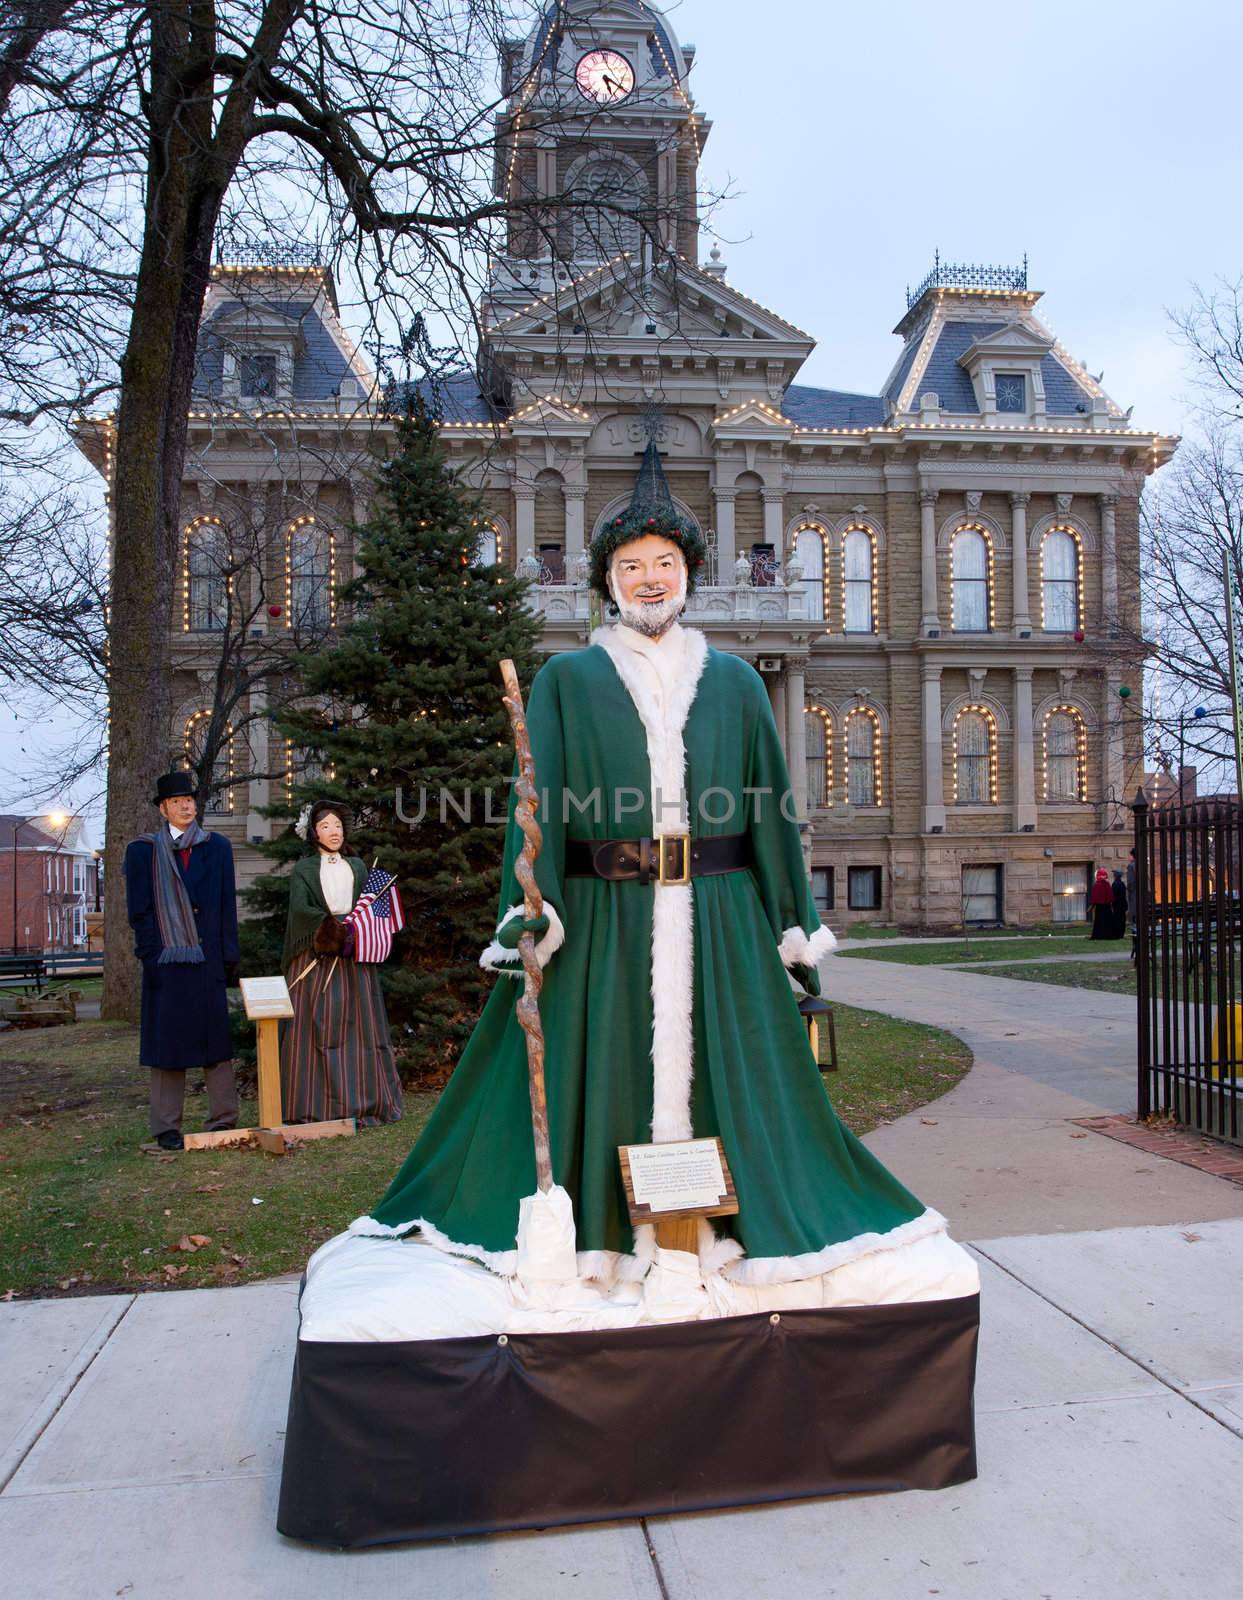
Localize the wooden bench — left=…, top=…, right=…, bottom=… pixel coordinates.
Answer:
left=0, top=954, right=47, bottom=994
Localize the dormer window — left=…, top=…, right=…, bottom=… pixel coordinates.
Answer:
left=995, top=373, right=1026, bottom=414
left=239, top=352, right=277, bottom=398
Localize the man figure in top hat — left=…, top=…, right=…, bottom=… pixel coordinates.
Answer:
left=124, top=772, right=241, bottom=1150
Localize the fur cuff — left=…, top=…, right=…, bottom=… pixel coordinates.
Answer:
left=778, top=921, right=837, bottom=969
left=480, top=902, right=566, bottom=975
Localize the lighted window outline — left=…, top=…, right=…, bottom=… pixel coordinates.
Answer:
left=1042, top=704, right=1088, bottom=802
left=950, top=525, right=995, bottom=632
left=470, top=518, right=501, bottom=568
left=844, top=706, right=883, bottom=807
left=793, top=524, right=828, bottom=626
left=952, top=704, right=998, bottom=804
left=283, top=727, right=337, bottom=801
left=1040, top=525, right=1083, bottom=632
left=804, top=705, right=833, bottom=809
left=285, top=515, right=336, bottom=631
left=182, top=515, right=229, bottom=633
left=183, top=710, right=234, bottom=814
left=842, top=525, right=877, bottom=634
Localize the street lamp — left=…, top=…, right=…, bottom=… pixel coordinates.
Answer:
left=43, top=810, right=71, bottom=953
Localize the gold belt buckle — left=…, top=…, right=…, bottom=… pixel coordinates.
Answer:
left=657, top=832, right=691, bottom=886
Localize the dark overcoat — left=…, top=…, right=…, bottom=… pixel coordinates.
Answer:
left=124, top=830, right=240, bottom=1069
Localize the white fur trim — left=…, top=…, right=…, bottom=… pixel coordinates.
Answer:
left=778, top=921, right=838, bottom=968
left=348, top=1210, right=653, bottom=1284
left=480, top=901, right=566, bottom=975
left=721, top=1206, right=949, bottom=1287
left=592, top=624, right=710, bottom=1141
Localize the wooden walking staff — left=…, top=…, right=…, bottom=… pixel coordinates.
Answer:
left=499, top=658, right=554, bottom=1194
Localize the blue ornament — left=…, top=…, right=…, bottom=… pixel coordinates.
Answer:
left=1193, top=706, right=1208, bottom=719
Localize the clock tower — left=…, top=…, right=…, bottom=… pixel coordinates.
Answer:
left=492, top=0, right=707, bottom=303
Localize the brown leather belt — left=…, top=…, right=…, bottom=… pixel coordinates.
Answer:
left=565, top=832, right=749, bottom=886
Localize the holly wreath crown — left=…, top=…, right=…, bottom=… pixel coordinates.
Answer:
left=588, top=505, right=709, bottom=599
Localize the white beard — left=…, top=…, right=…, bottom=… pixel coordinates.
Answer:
left=613, top=566, right=688, bottom=638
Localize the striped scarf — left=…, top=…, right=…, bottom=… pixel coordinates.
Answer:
left=147, top=820, right=208, bottom=964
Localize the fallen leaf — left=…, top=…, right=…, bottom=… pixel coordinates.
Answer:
left=189, top=1234, right=211, bottom=1247
left=1182, top=1230, right=1203, bottom=1243
left=163, top=1208, right=171, bottom=1217
left=1, top=1290, right=15, bottom=1302
left=170, top=1236, right=198, bottom=1253
left=162, top=1263, right=189, bottom=1280
left=196, top=1183, right=224, bottom=1194
left=920, top=1118, right=938, bottom=1126
left=1070, top=1131, right=1089, bottom=1138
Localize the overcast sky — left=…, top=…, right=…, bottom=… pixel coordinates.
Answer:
left=4, top=0, right=1238, bottom=827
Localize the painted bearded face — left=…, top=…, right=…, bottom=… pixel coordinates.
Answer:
left=609, top=535, right=688, bottom=638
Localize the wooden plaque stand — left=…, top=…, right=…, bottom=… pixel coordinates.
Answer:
left=618, top=1136, right=739, bottom=1252
left=183, top=976, right=354, bottom=1154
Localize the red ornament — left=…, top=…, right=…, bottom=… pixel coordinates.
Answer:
left=268, top=604, right=283, bottom=618
left=1073, top=628, right=1085, bottom=643
left=646, top=517, right=656, bottom=527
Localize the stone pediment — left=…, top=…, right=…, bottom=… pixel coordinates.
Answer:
left=489, top=255, right=813, bottom=352
left=507, top=394, right=594, bottom=435
left=957, top=321, right=1054, bottom=368
left=708, top=398, right=794, bottom=439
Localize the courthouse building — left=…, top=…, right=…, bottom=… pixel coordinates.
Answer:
left=80, top=0, right=1175, bottom=927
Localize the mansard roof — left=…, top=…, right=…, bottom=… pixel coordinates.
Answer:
left=192, top=282, right=370, bottom=402
left=781, top=384, right=887, bottom=428
left=881, top=296, right=1116, bottom=419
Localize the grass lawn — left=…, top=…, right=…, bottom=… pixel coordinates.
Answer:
left=835, top=933, right=1106, bottom=965
left=838, top=923, right=1072, bottom=942
left=968, top=960, right=1136, bottom=995
left=0, top=1007, right=971, bottom=1299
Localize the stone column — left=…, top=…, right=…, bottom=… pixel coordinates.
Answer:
left=1100, top=493, right=1119, bottom=635
left=1013, top=666, right=1037, bottom=830
left=712, top=485, right=736, bottom=578
left=1104, top=670, right=1124, bottom=821
left=562, top=482, right=587, bottom=559
left=921, top=663, right=946, bottom=832
left=767, top=670, right=787, bottom=758
left=245, top=679, right=270, bottom=844
left=762, top=487, right=785, bottom=550
left=1010, top=492, right=1032, bottom=636
left=513, top=484, right=536, bottom=563
left=919, top=488, right=940, bottom=636
left=785, top=656, right=808, bottom=823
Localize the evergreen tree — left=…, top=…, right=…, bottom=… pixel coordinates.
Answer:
left=244, top=401, right=542, bottom=1081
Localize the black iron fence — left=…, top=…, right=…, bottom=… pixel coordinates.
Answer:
left=1134, top=793, right=1242, bottom=1145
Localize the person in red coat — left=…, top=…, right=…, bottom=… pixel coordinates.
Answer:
left=124, top=771, right=240, bottom=1150
left=1089, top=867, right=1114, bottom=941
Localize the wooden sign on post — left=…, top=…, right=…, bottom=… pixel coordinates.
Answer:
left=183, top=976, right=354, bottom=1154
left=618, top=1136, right=739, bottom=1254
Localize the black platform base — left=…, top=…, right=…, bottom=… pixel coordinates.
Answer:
left=277, top=1292, right=979, bottom=1547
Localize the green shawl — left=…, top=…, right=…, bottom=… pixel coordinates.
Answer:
left=282, top=853, right=367, bottom=968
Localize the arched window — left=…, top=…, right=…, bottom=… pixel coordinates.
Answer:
left=794, top=526, right=826, bottom=622
left=953, top=706, right=997, bottom=804
left=805, top=707, right=833, bottom=809
left=843, top=527, right=876, bottom=634
left=184, top=518, right=228, bottom=632
left=951, top=527, right=992, bottom=632
left=845, top=708, right=882, bottom=806
left=471, top=520, right=500, bottom=567
left=1041, top=527, right=1081, bottom=632
left=571, top=159, right=640, bottom=259
left=287, top=517, right=334, bottom=632
left=184, top=711, right=233, bottom=814
left=1043, top=706, right=1087, bottom=801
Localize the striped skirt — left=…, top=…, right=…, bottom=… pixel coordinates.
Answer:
left=280, top=952, right=404, bottom=1127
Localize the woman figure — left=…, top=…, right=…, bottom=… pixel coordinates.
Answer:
left=1089, top=867, right=1114, bottom=940
left=1110, top=868, right=1129, bottom=939
left=280, top=802, right=403, bottom=1126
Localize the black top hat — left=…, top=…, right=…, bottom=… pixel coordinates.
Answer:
left=153, top=771, right=198, bottom=805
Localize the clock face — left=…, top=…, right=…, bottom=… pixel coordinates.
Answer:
left=575, top=50, right=634, bottom=104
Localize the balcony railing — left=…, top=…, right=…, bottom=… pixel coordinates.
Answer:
left=906, top=251, right=1029, bottom=309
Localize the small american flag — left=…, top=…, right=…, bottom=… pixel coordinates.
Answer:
left=345, top=867, right=404, bottom=963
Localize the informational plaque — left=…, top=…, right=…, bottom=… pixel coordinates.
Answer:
left=618, top=1136, right=739, bottom=1225
left=239, top=975, right=295, bottom=1021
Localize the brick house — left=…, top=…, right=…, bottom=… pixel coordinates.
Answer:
left=0, top=815, right=97, bottom=952
left=76, top=0, right=1176, bottom=927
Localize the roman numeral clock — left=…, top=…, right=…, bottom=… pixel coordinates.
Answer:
left=575, top=48, right=634, bottom=103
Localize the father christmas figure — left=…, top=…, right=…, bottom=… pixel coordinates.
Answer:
left=124, top=772, right=240, bottom=1151
left=355, top=450, right=971, bottom=1309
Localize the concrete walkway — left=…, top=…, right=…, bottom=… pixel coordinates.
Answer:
left=3, top=961, right=1243, bottom=1597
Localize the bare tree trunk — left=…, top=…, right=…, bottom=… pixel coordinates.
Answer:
left=100, top=14, right=228, bottom=1020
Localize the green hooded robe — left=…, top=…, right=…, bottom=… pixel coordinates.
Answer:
left=357, top=622, right=939, bottom=1285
